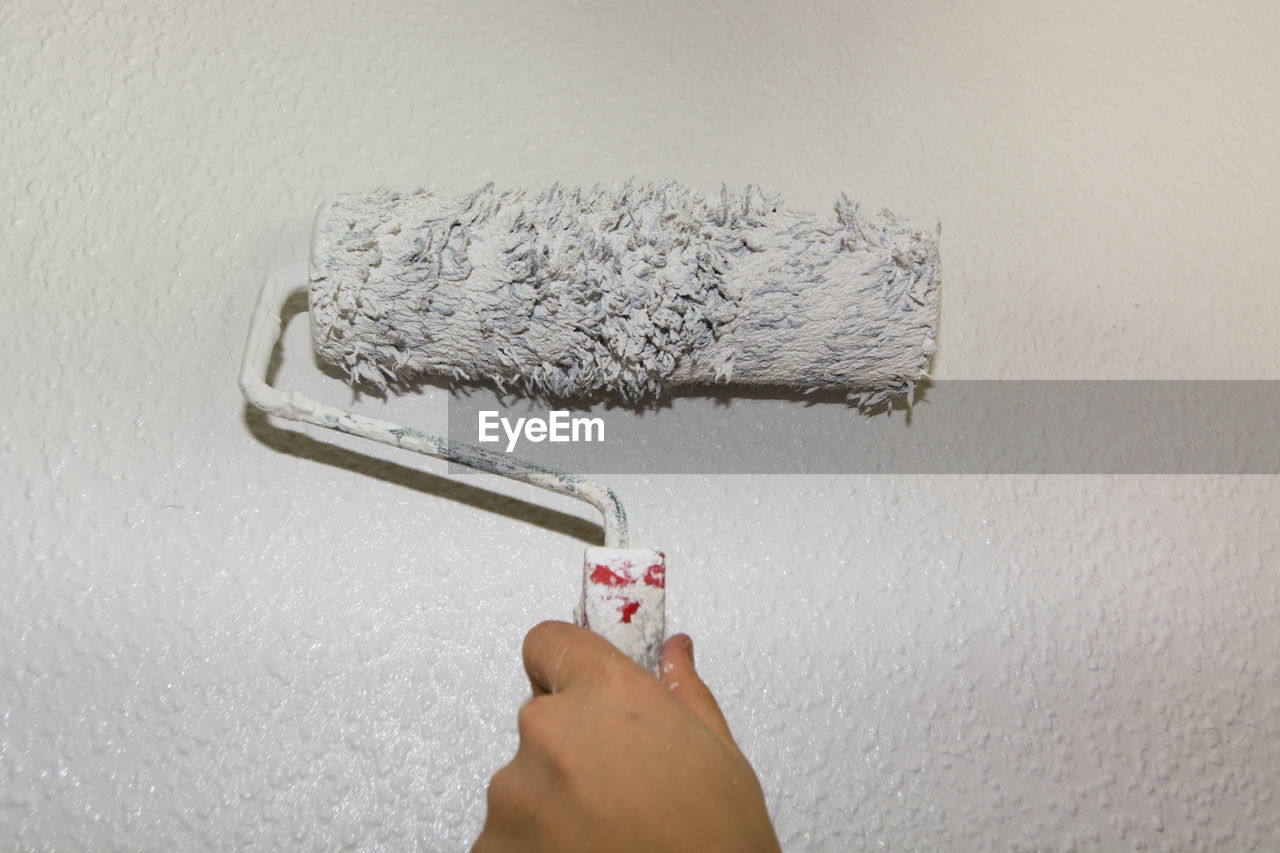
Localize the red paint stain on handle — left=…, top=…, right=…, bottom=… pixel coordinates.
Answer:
left=619, top=600, right=641, bottom=623
left=590, top=564, right=629, bottom=587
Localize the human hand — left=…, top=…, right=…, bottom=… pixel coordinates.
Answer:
left=474, top=621, right=780, bottom=853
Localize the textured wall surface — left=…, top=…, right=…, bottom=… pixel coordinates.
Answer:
left=3, top=1, right=1278, bottom=850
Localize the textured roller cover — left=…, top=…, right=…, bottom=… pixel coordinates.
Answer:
left=309, top=182, right=940, bottom=407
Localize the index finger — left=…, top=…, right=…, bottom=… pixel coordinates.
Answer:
left=522, top=620, right=636, bottom=696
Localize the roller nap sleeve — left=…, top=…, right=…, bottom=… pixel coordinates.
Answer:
left=308, top=182, right=940, bottom=408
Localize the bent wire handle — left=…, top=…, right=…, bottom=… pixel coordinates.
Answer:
left=241, top=265, right=669, bottom=672
left=238, top=263, right=630, bottom=548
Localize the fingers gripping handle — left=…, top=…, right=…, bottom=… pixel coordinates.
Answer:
left=576, top=547, right=666, bottom=675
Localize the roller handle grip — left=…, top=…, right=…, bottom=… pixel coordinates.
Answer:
left=575, top=547, right=666, bottom=675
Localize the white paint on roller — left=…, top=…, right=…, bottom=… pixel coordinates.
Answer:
left=309, top=182, right=940, bottom=408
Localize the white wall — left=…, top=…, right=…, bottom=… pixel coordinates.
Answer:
left=3, top=1, right=1277, bottom=849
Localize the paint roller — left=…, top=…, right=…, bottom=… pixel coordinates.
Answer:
left=240, top=181, right=940, bottom=672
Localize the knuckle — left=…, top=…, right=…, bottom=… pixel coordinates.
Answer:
left=515, top=698, right=578, bottom=781
left=520, top=625, right=542, bottom=662
left=516, top=697, right=558, bottom=744
left=522, top=619, right=561, bottom=656
left=485, top=763, right=527, bottom=817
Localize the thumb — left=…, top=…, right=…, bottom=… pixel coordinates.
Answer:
left=660, top=634, right=737, bottom=747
